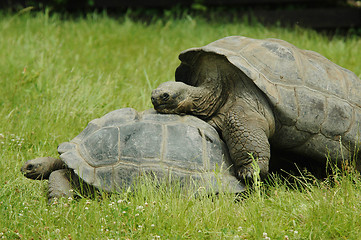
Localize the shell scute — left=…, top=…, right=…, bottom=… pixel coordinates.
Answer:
left=165, top=124, right=204, bottom=170
left=321, top=97, right=353, bottom=138
left=120, top=122, right=162, bottom=159
left=295, top=87, right=326, bottom=134
left=79, top=127, right=120, bottom=167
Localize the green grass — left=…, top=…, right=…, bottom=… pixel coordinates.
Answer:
left=1, top=10, right=361, bottom=239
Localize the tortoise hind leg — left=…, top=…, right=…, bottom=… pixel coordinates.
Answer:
left=48, top=169, right=74, bottom=201
left=21, top=157, right=66, bottom=180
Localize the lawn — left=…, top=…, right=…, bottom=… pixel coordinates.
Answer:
left=1, top=9, right=361, bottom=239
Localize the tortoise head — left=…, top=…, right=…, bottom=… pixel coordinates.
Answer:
left=151, top=81, right=194, bottom=115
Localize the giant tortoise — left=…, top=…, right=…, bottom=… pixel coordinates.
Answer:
left=151, top=36, right=361, bottom=181
left=21, top=108, right=245, bottom=200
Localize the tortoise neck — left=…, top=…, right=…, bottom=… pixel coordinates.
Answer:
left=188, top=82, right=227, bottom=120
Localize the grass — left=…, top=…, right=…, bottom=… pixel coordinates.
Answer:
left=1, top=9, right=361, bottom=239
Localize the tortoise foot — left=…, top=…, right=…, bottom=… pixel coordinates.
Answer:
left=238, top=159, right=269, bottom=184
left=48, top=169, right=74, bottom=202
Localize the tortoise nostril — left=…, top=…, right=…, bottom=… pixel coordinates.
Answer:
left=161, top=93, right=170, bottom=101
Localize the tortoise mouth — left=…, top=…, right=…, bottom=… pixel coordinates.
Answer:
left=151, top=95, right=178, bottom=113
left=20, top=168, right=48, bottom=180
left=152, top=97, right=188, bottom=114
left=152, top=102, right=176, bottom=113
left=151, top=97, right=166, bottom=111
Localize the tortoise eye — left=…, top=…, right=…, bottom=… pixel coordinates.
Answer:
left=26, top=164, right=34, bottom=171
left=161, top=93, right=170, bottom=101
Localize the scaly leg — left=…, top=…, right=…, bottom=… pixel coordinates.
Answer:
left=48, top=169, right=74, bottom=201
left=222, top=105, right=271, bottom=182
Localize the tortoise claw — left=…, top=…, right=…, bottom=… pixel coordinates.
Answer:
left=237, top=164, right=256, bottom=184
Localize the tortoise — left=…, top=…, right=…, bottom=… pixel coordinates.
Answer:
left=151, top=36, right=361, bottom=181
left=21, top=108, right=245, bottom=200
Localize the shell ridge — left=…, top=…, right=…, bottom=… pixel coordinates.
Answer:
left=292, top=42, right=307, bottom=86
left=344, top=108, right=356, bottom=135
left=342, top=107, right=357, bottom=140
left=293, top=86, right=300, bottom=124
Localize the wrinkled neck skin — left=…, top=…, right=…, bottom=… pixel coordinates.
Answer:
left=205, top=68, right=275, bottom=137
left=179, top=54, right=234, bottom=129
left=158, top=53, right=275, bottom=136
left=185, top=81, right=227, bottom=120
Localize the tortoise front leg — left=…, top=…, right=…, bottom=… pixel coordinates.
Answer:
left=222, top=105, right=271, bottom=182
left=48, top=169, right=74, bottom=201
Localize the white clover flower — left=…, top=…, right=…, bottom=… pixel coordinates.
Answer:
left=136, top=205, right=144, bottom=211
left=263, top=232, right=271, bottom=240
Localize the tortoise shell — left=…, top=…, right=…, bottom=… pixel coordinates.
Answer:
left=57, top=108, right=244, bottom=193
left=176, top=36, right=361, bottom=163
